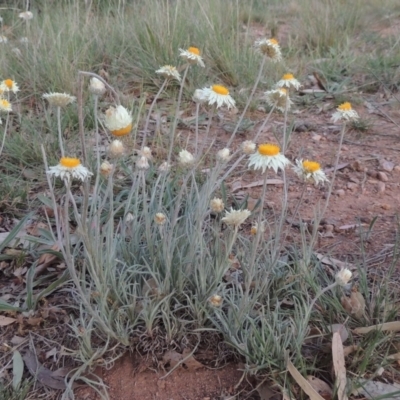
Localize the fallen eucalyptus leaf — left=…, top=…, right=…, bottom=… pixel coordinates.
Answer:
left=332, top=332, right=348, bottom=400
left=353, top=321, right=400, bottom=335
left=287, top=359, right=325, bottom=400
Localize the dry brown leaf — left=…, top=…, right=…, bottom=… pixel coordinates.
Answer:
left=315, top=253, right=355, bottom=271
left=332, top=332, right=348, bottom=400
left=343, top=345, right=360, bottom=357
left=354, top=321, right=400, bottom=335
left=0, top=315, right=16, bottom=326
left=162, top=349, right=204, bottom=371
left=387, top=353, right=400, bottom=361
left=341, top=291, right=365, bottom=319
left=231, top=178, right=284, bottom=193
left=35, top=244, right=61, bottom=275
left=307, top=376, right=333, bottom=400
left=286, top=359, right=325, bottom=400
left=23, top=350, right=68, bottom=390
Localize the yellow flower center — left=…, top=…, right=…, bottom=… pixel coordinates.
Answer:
left=250, top=226, right=257, bottom=235
left=269, top=38, right=278, bottom=45
left=338, top=102, right=352, bottom=111
left=60, top=157, right=80, bottom=168
left=4, top=79, right=13, bottom=89
left=258, top=143, right=280, bottom=156
left=111, top=123, right=132, bottom=137
left=0, top=99, right=10, bottom=107
left=279, top=88, right=287, bottom=95
left=303, top=160, right=320, bottom=173
left=188, top=46, right=200, bottom=55
left=212, top=85, right=229, bottom=95
left=283, top=73, right=294, bottom=80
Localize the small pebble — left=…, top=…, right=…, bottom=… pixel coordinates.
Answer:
left=381, top=203, right=391, bottom=210
left=380, top=159, right=394, bottom=172
left=312, top=134, right=321, bottom=142
left=394, top=165, right=400, bottom=173
left=377, top=171, right=389, bottom=182
left=347, top=182, right=358, bottom=191
left=377, top=182, right=385, bottom=194
left=336, top=189, right=345, bottom=197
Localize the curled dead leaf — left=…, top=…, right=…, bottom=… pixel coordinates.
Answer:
left=307, top=376, right=333, bottom=400
left=341, top=290, right=365, bottom=319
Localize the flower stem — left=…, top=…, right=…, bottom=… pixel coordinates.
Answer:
left=56, top=106, right=65, bottom=157
left=167, top=65, right=189, bottom=164
left=254, top=102, right=276, bottom=143
left=0, top=112, right=10, bottom=157
left=142, top=78, right=168, bottom=149
left=195, top=102, right=200, bottom=154
left=226, top=55, right=266, bottom=148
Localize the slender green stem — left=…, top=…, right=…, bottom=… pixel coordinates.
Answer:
left=197, top=106, right=215, bottom=160
left=306, top=282, right=338, bottom=321
left=195, top=102, right=200, bottom=154
left=247, top=172, right=268, bottom=284
left=226, top=55, right=266, bottom=148
left=254, top=102, right=276, bottom=143
left=0, top=112, right=10, bottom=157
left=142, top=78, right=168, bottom=149
left=167, top=66, right=189, bottom=164
left=291, top=183, right=307, bottom=222
left=282, top=96, right=289, bottom=153
left=308, top=122, right=347, bottom=255
left=56, top=106, right=65, bottom=157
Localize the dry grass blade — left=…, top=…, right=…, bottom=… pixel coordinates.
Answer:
left=286, top=359, right=325, bottom=400
left=353, top=321, right=400, bottom=335
left=332, top=332, right=348, bottom=400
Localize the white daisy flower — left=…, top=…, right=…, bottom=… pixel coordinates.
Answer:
left=158, top=161, right=171, bottom=173
left=201, top=85, right=236, bottom=109
left=0, top=99, right=12, bottom=112
left=89, top=77, right=106, bottom=96
left=137, top=156, right=150, bottom=170
left=275, top=73, right=301, bottom=91
left=335, top=268, right=352, bottom=286
left=332, top=102, right=359, bottom=123
left=138, top=146, right=153, bottom=160
left=156, top=65, right=181, bottom=82
left=242, top=140, right=256, bottom=155
left=47, top=157, right=93, bottom=182
left=222, top=208, right=251, bottom=228
left=254, top=38, right=282, bottom=62
left=100, top=161, right=113, bottom=177
left=0, top=79, right=19, bottom=94
left=179, top=46, right=205, bottom=67
left=293, top=159, right=329, bottom=186
left=210, top=197, right=224, bottom=213
left=108, top=140, right=125, bottom=157
left=19, top=11, right=33, bottom=20
left=217, top=148, right=230, bottom=162
left=192, top=88, right=208, bottom=104
left=264, top=88, right=292, bottom=112
left=178, top=149, right=195, bottom=166
left=43, top=92, right=76, bottom=108
left=154, top=213, right=167, bottom=225
left=104, top=105, right=133, bottom=137
left=248, top=143, right=290, bottom=174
